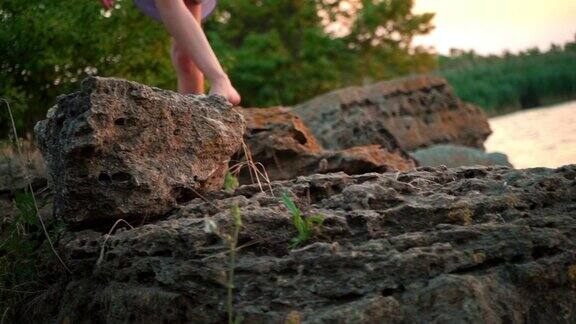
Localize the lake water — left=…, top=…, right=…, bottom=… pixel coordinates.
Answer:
left=485, top=100, right=576, bottom=169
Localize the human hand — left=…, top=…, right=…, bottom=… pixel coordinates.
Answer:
left=100, top=0, right=114, bottom=10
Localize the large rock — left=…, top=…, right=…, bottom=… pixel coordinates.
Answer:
left=0, top=141, right=47, bottom=195
left=411, top=144, right=513, bottom=168
left=238, top=106, right=323, bottom=161
left=34, top=77, right=245, bottom=226
left=319, top=144, right=416, bottom=175
left=292, top=76, right=492, bottom=152
left=21, top=164, right=576, bottom=323
left=237, top=107, right=415, bottom=181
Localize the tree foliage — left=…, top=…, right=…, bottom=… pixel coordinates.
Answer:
left=0, top=0, right=436, bottom=138
left=0, top=0, right=173, bottom=137
left=206, top=0, right=436, bottom=106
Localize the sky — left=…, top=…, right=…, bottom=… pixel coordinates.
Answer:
left=413, top=0, right=576, bottom=55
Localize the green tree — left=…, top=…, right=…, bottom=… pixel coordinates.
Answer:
left=1, top=0, right=436, bottom=138
left=340, top=0, right=436, bottom=81
left=206, top=0, right=437, bottom=106
left=0, top=0, right=173, bottom=138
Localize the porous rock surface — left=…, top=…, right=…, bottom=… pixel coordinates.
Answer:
left=292, top=76, right=492, bottom=152
left=26, top=164, right=576, bottom=323
left=0, top=143, right=51, bottom=225
left=411, top=144, right=512, bottom=168
left=34, top=77, right=245, bottom=226
left=237, top=107, right=415, bottom=181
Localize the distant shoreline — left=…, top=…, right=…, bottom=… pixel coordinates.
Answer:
left=484, top=95, right=576, bottom=118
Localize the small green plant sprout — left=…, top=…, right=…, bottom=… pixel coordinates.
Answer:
left=280, top=192, right=324, bottom=249
left=14, top=192, right=37, bottom=230
left=0, top=192, right=67, bottom=322
left=2, top=98, right=70, bottom=272
left=201, top=206, right=244, bottom=323
left=224, top=172, right=240, bottom=193
left=227, top=205, right=243, bottom=324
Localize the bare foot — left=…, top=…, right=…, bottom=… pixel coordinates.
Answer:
left=209, top=75, right=241, bottom=106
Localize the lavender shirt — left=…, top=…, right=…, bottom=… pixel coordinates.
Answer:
left=134, top=0, right=217, bottom=21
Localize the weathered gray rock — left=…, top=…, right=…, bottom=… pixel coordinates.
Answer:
left=0, top=142, right=50, bottom=229
left=34, top=77, right=245, bottom=226
left=292, top=76, right=492, bottom=152
left=23, top=164, right=576, bottom=323
left=236, top=107, right=416, bottom=182
left=411, top=144, right=512, bottom=168
left=0, top=142, right=47, bottom=195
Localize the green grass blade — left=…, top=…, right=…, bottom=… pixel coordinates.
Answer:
left=280, top=192, right=301, bottom=217
left=224, top=172, right=239, bottom=193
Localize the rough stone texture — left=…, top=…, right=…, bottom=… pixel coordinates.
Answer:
left=237, top=107, right=415, bottom=181
left=411, top=144, right=513, bottom=168
left=0, top=143, right=50, bottom=226
left=0, top=142, right=47, bottom=195
left=24, top=164, right=576, bottom=323
left=292, top=76, right=492, bottom=152
left=237, top=106, right=323, bottom=162
left=34, top=77, right=245, bottom=226
left=320, top=144, right=415, bottom=175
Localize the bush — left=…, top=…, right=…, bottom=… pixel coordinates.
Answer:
left=0, top=0, right=174, bottom=138
left=438, top=37, right=576, bottom=114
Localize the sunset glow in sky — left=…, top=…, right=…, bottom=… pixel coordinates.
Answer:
left=413, top=0, right=576, bottom=54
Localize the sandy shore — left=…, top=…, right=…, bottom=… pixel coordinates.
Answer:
left=485, top=100, right=576, bottom=169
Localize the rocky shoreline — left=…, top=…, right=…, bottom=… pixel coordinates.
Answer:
left=1, top=76, right=574, bottom=323
left=18, top=164, right=576, bottom=323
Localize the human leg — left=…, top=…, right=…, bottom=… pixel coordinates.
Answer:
left=171, top=40, right=204, bottom=94
left=171, top=2, right=204, bottom=94
left=155, top=0, right=240, bottom=105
